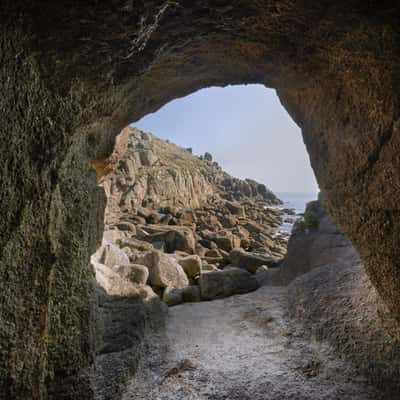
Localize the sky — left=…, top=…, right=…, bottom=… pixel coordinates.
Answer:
left=133, top=84, right=318, bottom=193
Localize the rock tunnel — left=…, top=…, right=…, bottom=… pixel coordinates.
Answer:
left=1, top=1, right=400, bottom=399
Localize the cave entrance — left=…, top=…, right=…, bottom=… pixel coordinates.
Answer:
left=136, top=85, right=318, bottom=194
left=134, top=84, right=319, bottom=236
left=94, top=84, right=319, bottom=306
left=91, top=84, right=327, bottom=398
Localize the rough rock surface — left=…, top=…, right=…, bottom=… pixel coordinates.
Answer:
left=137, top=250, right=189, bottom=289
left=100, top=242, right=130, bottom=268
left=178, top=256, right=202, bottom=280
left=273, top=199, right=360, bottom=285
left=162, top=287, right=184, bottom=306
left=230, top=249, right=279, bottom=273
left=199, top=268, right=260, bottom=300
left=288, top=263, right=400, bottom=399
left=104, top=128, right=279, bottom=222
left=2, top=2, right=400, bottom=399
left=103, top=128, right=287, bottom=264
left=140, top=224, right=196, bottom=254
left=273, top=200, right=400, bottom=396
left=113, top=264, right=149, bottom=285
left=94, top=264, right=166, bottom=400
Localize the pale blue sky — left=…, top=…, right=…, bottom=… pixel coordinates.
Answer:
left=133, top=84, right=318, bottom=193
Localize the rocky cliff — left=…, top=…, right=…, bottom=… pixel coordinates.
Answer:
left=101, top=127, right=286, bottom=258
left=103, top=127, right=280, bottom=222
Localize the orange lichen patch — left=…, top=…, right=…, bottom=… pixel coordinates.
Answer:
left=92, top=126, right=131, bottom=182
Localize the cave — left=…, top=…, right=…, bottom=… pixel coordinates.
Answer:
left=1, top=2, right=400, bottom=399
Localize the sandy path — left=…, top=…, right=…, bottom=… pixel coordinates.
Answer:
left=123, top=286, right=382, bottom=400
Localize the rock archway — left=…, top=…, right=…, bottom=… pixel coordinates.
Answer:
left=1, top=2, right=400, bottom=399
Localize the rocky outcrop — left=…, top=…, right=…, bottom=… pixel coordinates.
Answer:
left=2, top=3, right=400, bottom=399
left=94, top=265, right=165, bottom=400
left=273, top=198, right=360, bottom=285
left=104, top=129, right=219, bottom=217
left=103, top=128, right=280, bottom=224
left=92, top=245, right=166, bottom=400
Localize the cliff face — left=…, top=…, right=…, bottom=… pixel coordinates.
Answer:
left=100, top=127, right=286, bottom=259
left=103, top=127, right=279, bottom=225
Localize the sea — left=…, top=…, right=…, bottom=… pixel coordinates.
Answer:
left=276, top=192, right=319, bottom=214
left=272, top=192, right=319, bottom=237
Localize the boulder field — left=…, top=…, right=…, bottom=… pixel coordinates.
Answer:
left=94, top=127, right=287, bottom=310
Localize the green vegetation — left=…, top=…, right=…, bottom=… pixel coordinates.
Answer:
left=297, top=201, right=320, bottom=230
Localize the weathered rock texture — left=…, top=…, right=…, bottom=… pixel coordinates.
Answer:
left=103, top=127, right=279, bottom=224
left=1, top=2, right=400, bottom=399
left=254, top=199, right=400, bottom=396
left=281, top=201, right=400, bottom=397
left=288, top=263, right=400, bottom=398
left=273, top=199, right=360, bottom=285
left=102, top=127, right=285, bottom=260
left=93, top=260, right=166, bottom=400
left=97, top=128, right=285, bottom=310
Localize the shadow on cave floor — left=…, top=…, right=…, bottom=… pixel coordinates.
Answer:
left=122, top=285, right=382, bottom=400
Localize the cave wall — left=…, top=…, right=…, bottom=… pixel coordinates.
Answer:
left=279, top=31, right=400, bottom=318
left=1, top=1, right=400, bottom=399
left=280, top=200, right=400, bottom=396
left=0, top=16, right=107, bottom=399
